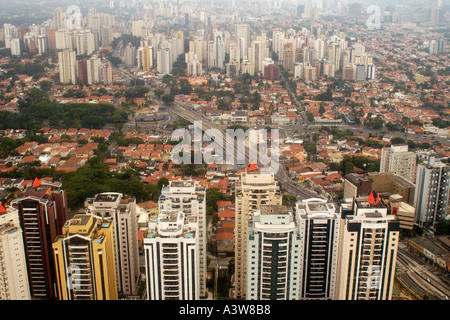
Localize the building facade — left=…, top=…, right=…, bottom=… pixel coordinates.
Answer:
left=0, top=206, right=30, bottom=300
left=234, top=171, right=282, bottom=299
left=337, top=198, right=400, bottom=300
left=157, top=180, right=207, bottom=297
left=52, top=214, right=117, bottom=300
left=84, top=192, right=139, bottom=297
left=11, top=181, right=68, bottom=299
left=144, top=210, right=199, bottom=300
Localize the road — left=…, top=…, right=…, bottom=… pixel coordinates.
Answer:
left=166, top=101, right=318, bottom=200
left=396, top=243, right=450, bottom=300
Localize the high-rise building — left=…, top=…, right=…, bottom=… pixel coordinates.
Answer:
left=102, top=61, right=113, bottom=85
left=337, top=197, right=400, bottom=300
left=234, top=171, right=282, bottom=299
left=235, top=24, right=250, bottom=60
left=296, top=198, right=341, bottom=300
left=157, top=46, right=172, bottom=75
left=53, top=7, right=65, bottom=30
left=414, top=156, right=450, bottom=229
left=144, top=209, right=199, bottom=300
left=87, top=55, right=101, bottom=85
left=11, top=181, right=68, bottom=299
left=52, top=214, right=118, bottom=300
left=246, top=205, right=301, bottom=300
left=58, top=49, right=77, bottom=84
left=84, top=193, right=139, bottom=297
left=124, top=43, right=137, bottom=66
left=282, top=42, right=294, bottom=71
left=158, top=181, right=207, bottom=298
left=264, top=63, right=280, bottom=81
left=10, top=38, right=21, bottom=56
left=380, top=145, right=416, bottom=183
left=0, top=205, right=30, bottom=300
left=77, top=59, right=89, bottom=84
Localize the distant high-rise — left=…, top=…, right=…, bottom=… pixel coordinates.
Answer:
left=414, top=157, right=450, bottom=229
left=53, top=7, right=65, bottom=30
left=235, top=24, right=250, bottom=60
left=380, top=145, right=416, bottom=183
left=337, top=197, right=400, bottom=300
left=10, top=38, right=21, bottom=56
left=0, top=205, right=30, bottom=300
left=124, top=43, right=137, bottom=66
left=234, top=171, right=282, bottom=299
left=11, top=181, right=68, bottom=299
left=52, top=215, right=118, bottom=300
left=58, top=49, right=77, bottom=84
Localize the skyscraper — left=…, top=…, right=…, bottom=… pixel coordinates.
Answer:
left=11, top=181, right=68, bottom=299
left=157, top=180, right=207, bottom=298
left=52, top=215, right=118, bottom=300
left=414, top=156, right=450, bottom=229
left=235, top=24, right=250, bottom=61
left=296, top=198, right=341, bottom=300
left=58, top=49, right=77, bottom=84
left=337, top=197, right=400, bottom=300
left=380, top=145, right=416, bottom=183
left=144, top=209, right=199, bottom=300
left=84, top=193, right=140, bottom=297
left=246, top=205, right=301, bottom=300
left=234, top=171, right=282, bottom=299
left=0, top=205, right=30, bottom=300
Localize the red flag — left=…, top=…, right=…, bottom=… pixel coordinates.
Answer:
left=366, top=192, right=376, bottom=205
left=32, top=177, right=42, bottom=188
left=248, top=161, right=258, bottom=171
left=375, top=192, right=380, bottom=205
left=0, top=203, right=6, bottom=213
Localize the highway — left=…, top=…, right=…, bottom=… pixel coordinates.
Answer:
left=167, top=101, right=318, bottom=200
left=396, top=243, right=450, bottom=300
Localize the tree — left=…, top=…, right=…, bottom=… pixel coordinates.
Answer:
left=157, top=177, right=169, bottom=190
left=161, top=94, right=174, bottom=104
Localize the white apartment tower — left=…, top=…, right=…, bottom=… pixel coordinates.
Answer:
left=144, top=210, right=199, bottom=300
left=58, top=49, right=77, bottom=84
left=246, top=205, right=301, bottom=300
left=235, top=171, right=282, bottom=299
left=0, top=206, right=30, bottom=300
left=157, top=180, right=207, bottom=298
left=296, top=198, right=341, bottom=300
left=337, top=197, right=400, bottom=300
left=413, top=156, right=450, bottom=229
left=380, top=145, right=416, bottom=183
left=85, top=193, right=140, bottom=297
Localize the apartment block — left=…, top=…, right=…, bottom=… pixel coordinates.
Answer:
left=0, top=206, right=30, bottom=300
left=84, top=192, right=139, bottom=297
left=234, top=171, right=282, bottom=299
left=337, top=198, right=400, bottom=300
left=157, top=180, right=207, bottom=297
left=380, top=145, right=416, bottom=183
left=11, top=181, right=68, bottom=299
left=246, top=205, right=301, bottom=300
left=296, top=198, right=341, bottom=300
left=52, top=214, right=118, bottom=300
left=413, top=157, right=450, bottom=229
left=144, top=210, right=199, bottom=300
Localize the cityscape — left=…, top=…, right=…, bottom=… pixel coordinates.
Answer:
left=0, top=0, right=449, bottom=303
